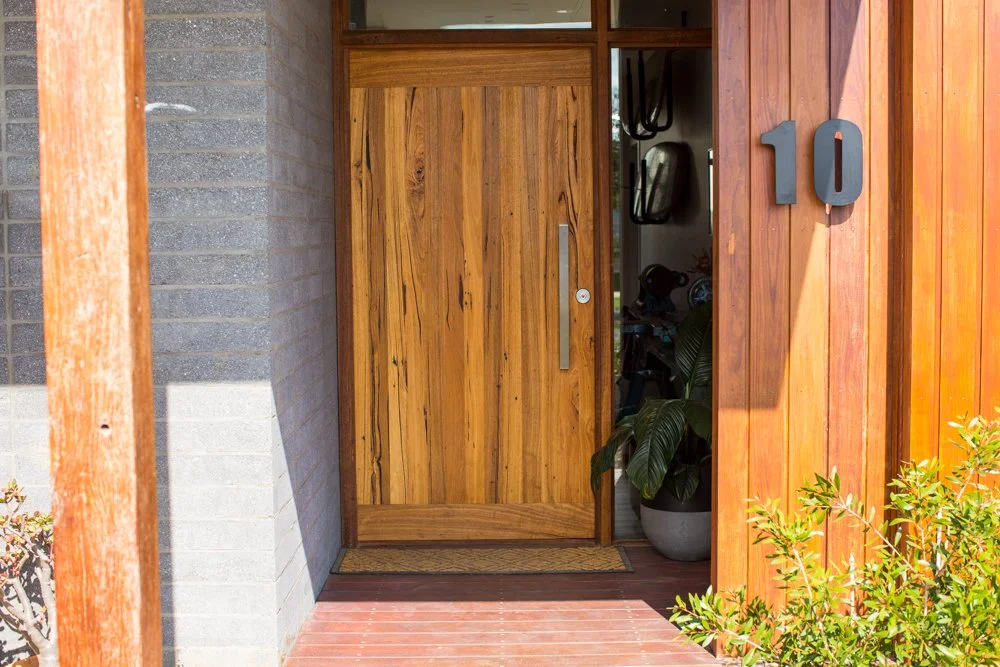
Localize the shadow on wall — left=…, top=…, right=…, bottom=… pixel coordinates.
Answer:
left=724, top=0, right=881, bottom=413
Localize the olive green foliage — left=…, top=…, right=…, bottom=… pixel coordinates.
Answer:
left=591, top=302, right=712, bottom=501
left=0, top=481, right=57, bottom=665
left=671, top=416, right=1000, bottom=666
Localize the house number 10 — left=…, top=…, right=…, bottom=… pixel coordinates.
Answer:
left=761, top=119, right=864, bottom=207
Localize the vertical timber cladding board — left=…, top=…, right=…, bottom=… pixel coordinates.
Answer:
left=714, top=0, right=890, bottom=603
left=712, top=0, right=751, bottom=600
left=937, top=0, right=983, bottom=475
left=349, top=48, right=596, bottom=531
left=983, top=2, right=1000, bottom=444
left=903, top=0, right=998, bottom=486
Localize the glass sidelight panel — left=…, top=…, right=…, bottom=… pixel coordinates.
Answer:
left=350, top=0, right=591, bottom=30
left=611, top=0, right=711, bottom=29
left=610, top=47, right=713, bottom=541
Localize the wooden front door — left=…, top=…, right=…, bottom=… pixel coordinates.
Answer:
left=348, top=47, right=597, bottom=542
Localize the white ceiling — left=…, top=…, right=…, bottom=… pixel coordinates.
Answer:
left=358, top=0, right=591, bottom=30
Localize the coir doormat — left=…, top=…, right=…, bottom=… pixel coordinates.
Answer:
left=333, top=546, right=633, bottom=575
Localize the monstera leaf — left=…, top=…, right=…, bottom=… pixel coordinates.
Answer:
left=625, top=399, right=686, bottom=499
left=674, top=303, right=712, bottom=390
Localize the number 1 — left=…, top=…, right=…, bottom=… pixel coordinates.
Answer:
left=761, top=120, right=797, bottom=205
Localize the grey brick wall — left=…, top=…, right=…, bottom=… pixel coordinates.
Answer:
left=265, top=0, right=339, bottom=656
left=0, top=1, right=340, bottom=665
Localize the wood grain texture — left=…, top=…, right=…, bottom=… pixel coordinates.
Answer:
left=357, top=503, right=595, bottom=541
left=349, top=48, right=595, bottom=541
left=748, top=0, right=790, bottom=606
left=711, top=0, right=751, bottom=598
left=714, top=0, right=895, bottom=603
left=865, top=0, right=891, bottom=540
left=37, top=0, right=162, bottom=663
left=827, top=0, right=871, bottom=573
left=335, top=22, right=358, bottom=547
left=983, top=1, right=1000, bottom=433
left=593, top=4, right=615, bottom=545
left=905, top=0, right=943, bottom=465
left=350, top=48, right=592, bottom=87
left=938, top=0, right=984, bottom=474
left=896, top=1, right=998, bottom=482
left=788, top=0, right=830, bottom=561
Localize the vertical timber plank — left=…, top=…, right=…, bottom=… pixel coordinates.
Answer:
left=787, top=0, right=830, bottom=557
left=906, top=0, right=943, bottom=465
left=712, top=0, right=751, bottom=596
left=982, top=2, right=1000, bottom=430
left=499, top=86, right=526, bottom=505
left=866, top=0, right=891, bottom=537
left=828, top=0, right=870, bottom=570
left=593, top=0, right=615, bottom=544
left=748, top=0, right=790, bottom=606
left=336, top=38, right=358, bottom=543
left=939, top=0, right=984, bottom=472
left=37, top=0, right=162, bottom=663
left=460, top=86, right=489, bottom=504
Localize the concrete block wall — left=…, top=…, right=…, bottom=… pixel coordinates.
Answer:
left=0, top=1, right=340, bottom=665
left=265, top=0, right=339, bottom=656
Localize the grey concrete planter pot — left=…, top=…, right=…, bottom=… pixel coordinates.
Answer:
left=639, top=465, right=711, bottom=561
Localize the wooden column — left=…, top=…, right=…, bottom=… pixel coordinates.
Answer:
left=37, top=0, right=162, bottom=664
left=713, top=0, right=891, bottom=603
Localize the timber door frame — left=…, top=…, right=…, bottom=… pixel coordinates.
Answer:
left=331, top=0, right=712, bottom=547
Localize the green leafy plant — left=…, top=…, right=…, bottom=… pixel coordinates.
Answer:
left=591, top=302, right=712, bottom=502
left=671, top=415, right=1000, bottom=667
left=0, top=481, right=57, bottom=666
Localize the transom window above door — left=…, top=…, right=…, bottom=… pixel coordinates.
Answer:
left=611, top=0, right=710, bottom=29
left=349, top=0, right=592, bottom=30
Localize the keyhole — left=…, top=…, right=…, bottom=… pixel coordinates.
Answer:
left=834, top=130, right=843, bottom=193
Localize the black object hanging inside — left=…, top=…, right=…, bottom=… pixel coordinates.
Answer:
left=622, top=50, right=674, bottom=140
left=629, top=141, right=690, bottom=225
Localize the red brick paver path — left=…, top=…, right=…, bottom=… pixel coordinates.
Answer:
left=286, top=546, right=721, bottom=666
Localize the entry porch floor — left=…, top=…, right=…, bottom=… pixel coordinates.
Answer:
left=286, top=546, right=720, bottom=666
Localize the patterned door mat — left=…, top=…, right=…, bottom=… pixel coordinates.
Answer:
left=333, top=546, right=633, bottom=575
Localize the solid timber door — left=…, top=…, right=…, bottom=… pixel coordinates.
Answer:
left=348, top=47, right=597, bottom=542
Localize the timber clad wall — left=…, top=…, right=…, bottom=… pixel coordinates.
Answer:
left=713, top=0, right=890, bottom=605
left=900, top=0, right=1000, bottom=476
left=0, top=0, right=339, bottom=665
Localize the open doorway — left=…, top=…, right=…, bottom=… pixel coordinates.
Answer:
left=609, top=46, right=714, bottom=546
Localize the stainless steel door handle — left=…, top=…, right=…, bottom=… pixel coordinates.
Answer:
left=559, top=224, right=570, bottom=370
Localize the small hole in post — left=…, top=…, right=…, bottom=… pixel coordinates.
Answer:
left=100, top=424, right=111, bottom=436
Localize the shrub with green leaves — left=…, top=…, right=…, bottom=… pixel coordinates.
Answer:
left=0, top=481, right=56, bottom=666
left=671, top=415, right=1000, bottom=667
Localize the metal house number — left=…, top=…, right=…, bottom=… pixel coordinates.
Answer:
left=761, top=119, right=864, bottom=207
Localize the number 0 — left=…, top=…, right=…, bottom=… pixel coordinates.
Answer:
left=814, top=119, right=863, bottom=206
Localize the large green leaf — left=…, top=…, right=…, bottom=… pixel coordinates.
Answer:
left=685, top=399, right=712, bottom=444
left=590, top=416, right=635, bottom=493
left=664, top=463, right=702, bottom=502
left=674, top=303, right=713, bottom=390
left=626, top=399, right=686, bottom=498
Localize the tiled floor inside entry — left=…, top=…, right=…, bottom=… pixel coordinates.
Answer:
left=285, top=546, right=720, bottom=666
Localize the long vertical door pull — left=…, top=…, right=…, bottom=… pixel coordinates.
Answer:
left=559, top=224, right=570, bottom=369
